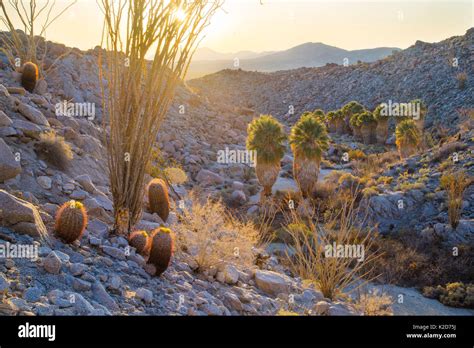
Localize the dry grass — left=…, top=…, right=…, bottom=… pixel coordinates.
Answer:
left=283, top=191, right=380, bottom=300
left=355, top=289, right=393, bottom=315
left=35, top=131, right=73, bottom=170
left=440, top=170, right=471, bottom=228
left=174, top=192, right=258, bottom=272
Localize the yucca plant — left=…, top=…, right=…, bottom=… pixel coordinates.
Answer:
left=395, top=119, right=421, bottom=159
left=349, top=113, right=363, bottom=142
left=312, top=109, right=326, bottom=123
left=334, top=110, right=345, bottom=135
left=326, top=111, right=337, bottom=133
left=246, top=115, right=286, bottom=200
left=358, top=111, right=377, bottom=144
left=290, top=113, right=329, bottom=198
left=373, top=105, right=389, bottom=145
left=342, top=101, right=365, bottom=134
left=410, top=99, right=427, bottom=132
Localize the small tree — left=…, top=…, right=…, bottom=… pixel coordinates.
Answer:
left=99, top=0, right=222, bottom=236
left=373, top=104, right=389, bottom=145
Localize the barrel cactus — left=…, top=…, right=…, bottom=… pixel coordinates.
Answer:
left=246, top=115, right=286, bottom=200
left=147, top=227, right=174, bottom=276
left=21, top=62, right=39, bottom=93
left=54, top=200, right=88, bottom=243
left=147, top=178, right=170, bottom=222
left=290, top=113, right=329, bottom=198
left=129, top=230, right=151, bottom=256
left=396, top=119, right=421, bottom=159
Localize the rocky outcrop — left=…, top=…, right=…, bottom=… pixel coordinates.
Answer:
left=0, top=138, right=21, bottom=182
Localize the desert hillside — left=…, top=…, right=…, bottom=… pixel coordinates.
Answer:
left=0, top=27, right=473, bottom=317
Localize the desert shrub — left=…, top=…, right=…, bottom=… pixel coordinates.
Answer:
left=284, top=192, right=379, bottom=299
left=355, top=289, right=393, bottom=315
left=440, top=170, right=471, bottom=228
left=348, top=149, right=366, bottom=161
left=174, top=193, right=258, bottom=272
left=35, top=131, right=73, bottom=170
left=376, top=176, right=393, bottom=185
left=456, top=72, right=467, bottom=90
left=362, top=187, right=379, bottom=198
left=423, top=282, right=474, bottom=308
left=370, top=230, right=474, bottom=287
left=432, top=141, right=467, bottom=162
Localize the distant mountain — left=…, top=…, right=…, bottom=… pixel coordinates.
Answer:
left=193, top=47, right=274, bottom=61
left=187, top=43, right=400, bottom=79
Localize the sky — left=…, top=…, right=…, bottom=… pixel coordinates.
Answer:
left=3, top=0, right=473, bottom=53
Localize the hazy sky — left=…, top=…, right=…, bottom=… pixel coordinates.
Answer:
left=5, top=0, right=473, bottom=53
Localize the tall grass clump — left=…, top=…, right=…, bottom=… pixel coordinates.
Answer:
left=284, top=191, right=379, bottom=299
left=440, top=170, right=471, bottom=228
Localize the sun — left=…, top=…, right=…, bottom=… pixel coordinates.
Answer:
left=174, top=8, right=187, bottom=22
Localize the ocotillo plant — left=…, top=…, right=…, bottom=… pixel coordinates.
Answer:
left=99, top=0, right=222, bottom=235
left=0, top=0, right=77, bottom=75
left=290, top=113, right=329, bottom=198
left=246, top=114, right=286, bottom=201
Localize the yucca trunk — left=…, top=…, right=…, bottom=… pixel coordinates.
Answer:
left=328, top=120, right=337, bottom=133
left=352, top=126, right=363, bottom=142
left=360, top=124, right=376, bottom=144
left=335, top=119, right=344, bottom=135
left=375, top=120, right=389, bottom=145
left=397, top=142, right=417, bottom=159
left=256, top=161, right=281, bottom=199
left=343, top=115, right=352, bottom=134
left=293, top=154, right=320, bottom=199
left=415, top=119, right=424, bottom=133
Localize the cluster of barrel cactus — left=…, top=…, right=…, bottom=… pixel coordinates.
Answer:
left=50, top=176, right=175, bottom=277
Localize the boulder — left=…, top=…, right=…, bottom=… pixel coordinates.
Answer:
left=195, top=169, right=224, bottom=186
left=16, top=102, right=50, bottom=127
left=0, top=190, right=48, bottom=238
left=0, top=139, right=21, bottom=182
left=0, top=111, right=13, bottom=127
left=254, top=270, right=292, bottom=296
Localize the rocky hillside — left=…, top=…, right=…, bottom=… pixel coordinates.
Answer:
left=0, top=29, right=472, bottom=317
left=189, top=28, right=474, bottom=129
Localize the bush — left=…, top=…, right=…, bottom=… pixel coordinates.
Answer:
left=355, top=289, right=393, bottom=316
left=423, top=282, right=474, bottom=308
left=35, top=131, right=73, bottom=170
left=174, top=193, right=258, bottom=272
